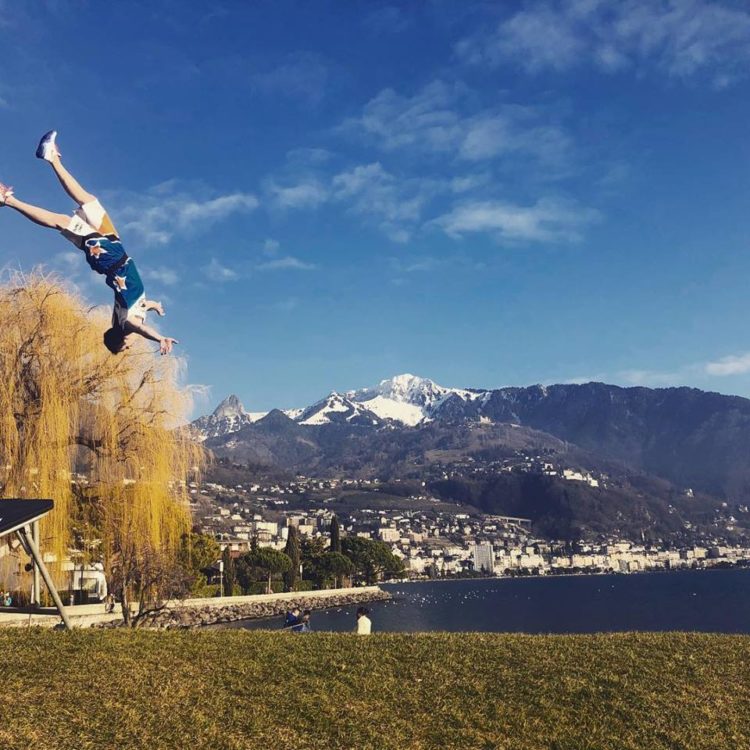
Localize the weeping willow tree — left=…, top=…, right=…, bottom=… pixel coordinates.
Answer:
left=0, top=272, right=202, bottom=620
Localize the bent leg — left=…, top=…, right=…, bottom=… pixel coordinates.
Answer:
left=144, top=299, right=165, bottom=316
left=5, top=195, right=70, bottom=230
left=48, top=152, right=96, bottom=207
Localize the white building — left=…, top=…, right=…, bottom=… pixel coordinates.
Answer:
left=472, top=542, right=494, bottom=574
left=379, top=528, right=401, bottom=543
left=253, top=521, right=278, bottom=536
left=563, top=469, right=599, bottom=487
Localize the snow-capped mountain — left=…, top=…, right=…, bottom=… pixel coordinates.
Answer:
left=297, top=392, right=383, bottom=427
left=349, top=373, right=487, bottom=426
left=191, top=395, right=267, bottom=441
left=191, top=374, right=492, bottom=440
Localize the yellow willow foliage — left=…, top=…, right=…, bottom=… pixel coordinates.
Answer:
left=0, top=272, right=202, bottom=575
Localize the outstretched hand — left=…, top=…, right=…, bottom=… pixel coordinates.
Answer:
left=0, top=183, right=14, bottom=206
left=159, top=337, right=179, bottom=355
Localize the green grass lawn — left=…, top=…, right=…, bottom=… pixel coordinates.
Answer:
left=0, top=630, right=748, bottom=750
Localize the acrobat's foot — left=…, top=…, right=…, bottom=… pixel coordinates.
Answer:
left=153, top=301, right=166, bottom=317
left=36, top=130, right=60, bottom=162
left=0, top=182, right=14, bottom=206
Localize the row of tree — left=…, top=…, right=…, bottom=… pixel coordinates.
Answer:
left=179, top=516, right=405, bottom=596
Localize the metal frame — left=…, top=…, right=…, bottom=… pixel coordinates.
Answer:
left=1, top=500, right=71, bottom=629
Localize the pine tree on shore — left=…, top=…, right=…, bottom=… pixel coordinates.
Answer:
left=283, top=525, right=301, bottom=592
left=221, top=547, right=237, bottom=596
left=329, top=516, right=344, bottom=586
left=330, top=515, right=341, bottom=554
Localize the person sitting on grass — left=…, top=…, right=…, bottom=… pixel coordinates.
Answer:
left=0, top=130, right=178, bottom=355
left=296, top=610, right=312, bottom=633
left=355, top=606, right=372, bottom=635
left=283, top=606, right=301, bottom=631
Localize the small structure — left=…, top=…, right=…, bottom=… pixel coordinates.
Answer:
left=0, top=499, right=71, bottom=629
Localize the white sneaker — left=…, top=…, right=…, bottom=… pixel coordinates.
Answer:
left=35, top=130, right=59, bottom=161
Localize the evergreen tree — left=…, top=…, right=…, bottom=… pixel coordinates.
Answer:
left=320, top=552, right=353, bottom=589
left=221, top=547, right=237, bottom=596
left=238, top=547, right=291, bottom=594
left=283, top=525, right=301, bottom=592
left=330, top=515, right=341, bottom=554
left=300, top=537, right=327, bottom=587
left=341, top=537, right=405, bottom=585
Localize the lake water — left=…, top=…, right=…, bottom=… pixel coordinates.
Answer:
left=224, top=569, right=750, bottom=634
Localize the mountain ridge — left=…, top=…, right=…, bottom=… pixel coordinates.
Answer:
left=193, top=375, right=750, bottom=499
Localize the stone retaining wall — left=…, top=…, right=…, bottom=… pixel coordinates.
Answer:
left=97, top=587, right=391, bottom=629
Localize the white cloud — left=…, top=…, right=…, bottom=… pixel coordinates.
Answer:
left=253, top=238, right=316, bottom=272
left=114, top=181, right=258, bottom=246
left=343, top=80, right=463, bottom=153
left=390, top=255, right=478, bottom=277
left=450, top=173, right=492, bottom=193
left=186, top=382, right=213, bottom=410
left=341, top=80, right=571, bottom=168
left=390, top=256, right=441, bottom=274
left=618, top=368, right=684, bottom=387
left=268, top=179, right=329, bottom=209
left=147, top=267, right=180, bottom=286
left=56, top=251, right=81, bottom=271
left=591, top=350, right=750, bottom=388
left=257, top=256, right=316, bottom=271
left=705, top=353, right=750, bottom=376
left=332, top=162, right=436, bottom=243
left=459, top=111, right=571, bottom=166
left=457, top=5, right=584, bottom=72
left=458, top=0, right=750, bottom=86
left=265, top=80, right=589, bottom=244
left=434, top=197, right=599, bottom=243
left=264, top=80, right=586, bottom=243
left=401, top=257, right=440, bottom=273
left=202, top=258, right=239, bottom=282
left=265, top=159, right=437, bottom=241
left=46, top=251, right=102, bottom=300
left=266, top=152, right=590, bottom=245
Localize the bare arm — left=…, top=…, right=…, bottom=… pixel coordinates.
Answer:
left=124, top=319, right=178, bottom=355
left=4, top=194, right=71, bottom=230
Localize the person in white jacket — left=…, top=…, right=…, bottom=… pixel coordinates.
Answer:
left=355, top=606, right=372, bottom=635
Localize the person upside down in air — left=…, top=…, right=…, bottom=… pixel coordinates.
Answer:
left=0, top=131, right=178, bottom=355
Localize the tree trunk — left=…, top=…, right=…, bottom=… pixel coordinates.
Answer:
left=120, top=586, right=131, bottom=627
left=267, top=572, right=272, bottom=595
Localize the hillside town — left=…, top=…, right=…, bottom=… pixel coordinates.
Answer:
left=191, top=471, right=750, bottom=579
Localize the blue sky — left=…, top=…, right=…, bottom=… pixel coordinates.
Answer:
left=1, top=0, right=750, bottom=414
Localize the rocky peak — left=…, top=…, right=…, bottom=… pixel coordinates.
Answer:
left=212, top=394, right=246, bottom=419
